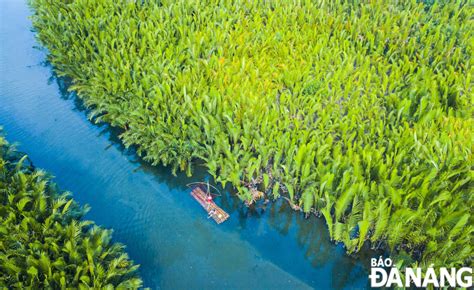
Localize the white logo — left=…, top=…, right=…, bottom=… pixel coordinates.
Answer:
left=369, top=257, right=472, bottom=288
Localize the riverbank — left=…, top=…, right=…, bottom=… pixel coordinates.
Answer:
left=33, top=0, right=473, bottom=272
left=28, top=0, right=473, bottom=271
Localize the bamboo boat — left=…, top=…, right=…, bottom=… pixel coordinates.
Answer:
left=190, top=186, right=229, bottom=224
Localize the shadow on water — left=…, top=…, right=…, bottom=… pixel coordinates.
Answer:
left=52, top=71, right=212, bottom=192
left=51, top=69, right=268, bottom=218
left=50, top=64, right=377, bottom=289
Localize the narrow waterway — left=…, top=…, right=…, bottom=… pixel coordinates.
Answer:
left=0, top=1, right=370, bottom=289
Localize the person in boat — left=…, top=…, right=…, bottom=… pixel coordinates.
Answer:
left=206, top=193, right=213, bottom=209
left=208, top=209, right=216, bottom=218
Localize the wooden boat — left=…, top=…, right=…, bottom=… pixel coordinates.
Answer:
left=190, top=186, right=229, bottom=224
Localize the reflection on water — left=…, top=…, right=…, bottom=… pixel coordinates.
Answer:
left=0, top=1, right=374, bottom=289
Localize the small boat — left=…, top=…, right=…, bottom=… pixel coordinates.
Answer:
left=189, top=184, right=229, bottom=224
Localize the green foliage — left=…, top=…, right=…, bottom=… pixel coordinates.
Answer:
left=0, top=134, right=142, bottom=289
left=30, top=0, right=472, bottom=271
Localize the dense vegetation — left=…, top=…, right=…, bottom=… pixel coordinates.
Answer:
left=0, top=132, right=142, bottom=288
left=30, top=0, right=472, bottom=271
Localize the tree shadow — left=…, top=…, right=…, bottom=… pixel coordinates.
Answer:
left=44, top=60, right=378, bottom=290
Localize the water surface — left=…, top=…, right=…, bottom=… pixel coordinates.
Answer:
left=0, top=1, right=370, bottom=289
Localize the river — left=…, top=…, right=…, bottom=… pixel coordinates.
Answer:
left=0, top=1, right=370, bottom=289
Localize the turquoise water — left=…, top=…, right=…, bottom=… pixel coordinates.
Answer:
left=0, top=1, right=371, bottom=289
